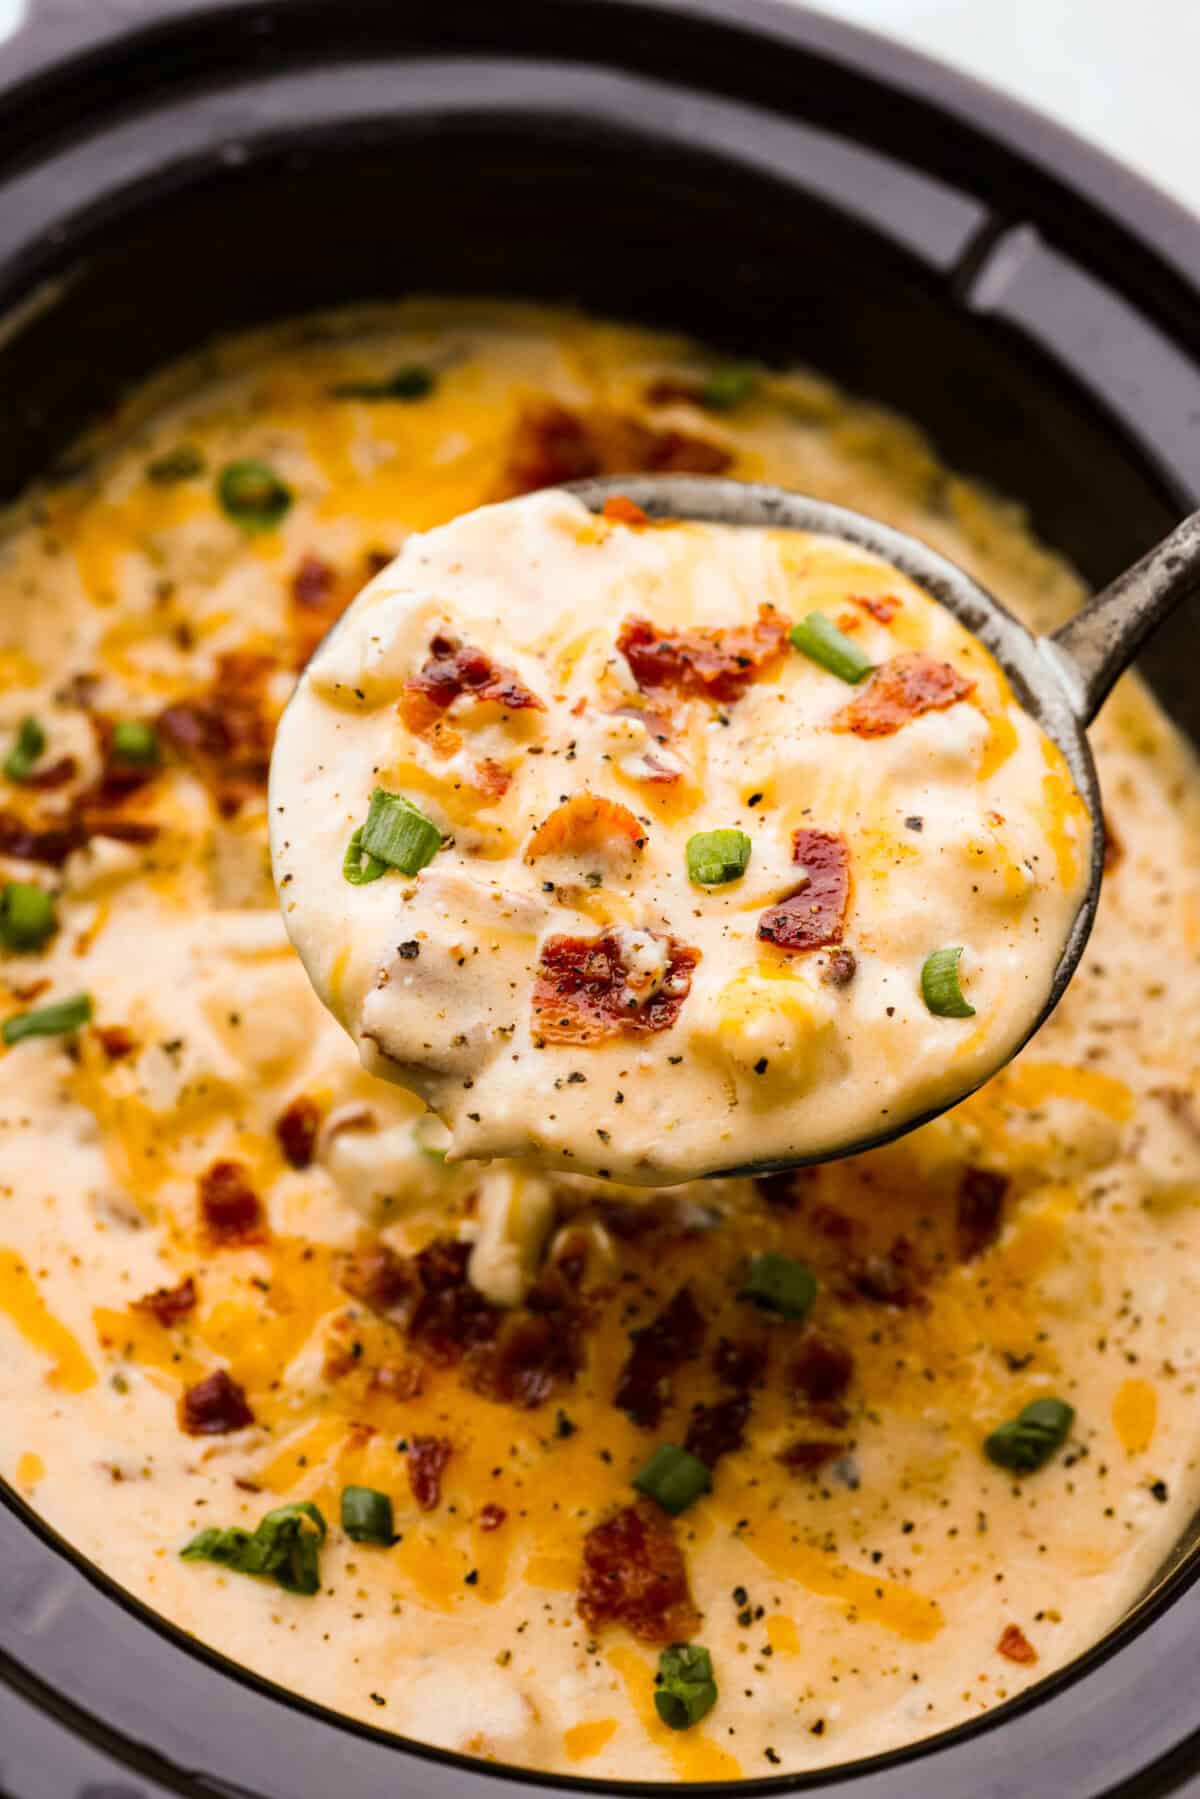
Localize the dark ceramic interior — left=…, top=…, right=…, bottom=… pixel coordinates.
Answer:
left=2, top=3, right=1200, bottom=1796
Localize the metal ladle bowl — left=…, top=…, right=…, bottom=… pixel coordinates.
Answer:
left=569, top=474, right=1200, bottom=1173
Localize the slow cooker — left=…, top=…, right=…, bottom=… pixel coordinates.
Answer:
left=2, top=2, right=1200, bottom=1795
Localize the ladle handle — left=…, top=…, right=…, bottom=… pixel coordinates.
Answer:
left=1047, top=510, right=1200, bottom=725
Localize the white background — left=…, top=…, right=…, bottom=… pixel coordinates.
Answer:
left=0, top=0, right=1196, bottom=217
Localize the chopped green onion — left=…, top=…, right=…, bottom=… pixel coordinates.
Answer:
left=359, top=787, right=442, bottom=876
left=738, top=1251, right=817, bottom=1320
left=920, top=945, right=976, bottom=1018
left=789, top=613, right=874, bottom=684
left=654, top=1643, right=718, bottom=1730
left=2, top=992, right=91, bottom=1046
left=216, top=459, right=293, bottom=533
left=4, top=716, right=45, bottom=782
left=633, top=1444, right=713, bottom=1516
left=984, top=1398, right=1074, bottom=1474
left=686, top=828, right=752, bottom=887
left=146, top=444, right=205, bottom=484
left=343, top=825, right=387, bottom=885
left=341, top=1485, right=396, bottom=1545
left=701, top=364, right=759, bottom=411
left=332, top=366, right=436, bottom=402
left=182, top=1500, right=326, bottom=1595
left=0, top=883, right=57, bottom=952
left=110, top=720, right=160, bottom=765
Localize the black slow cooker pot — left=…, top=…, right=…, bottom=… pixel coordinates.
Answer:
left=2, top=2, right=1200, bottom=1795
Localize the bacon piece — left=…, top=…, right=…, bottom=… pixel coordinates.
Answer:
left=956, top=1167, right=1009, bottom=1262
left=997, top=1623, right=1038, bottom=1665
left=821, top=947, right=858, bottom=988
left=478, top=1503, right=507, bottom=1531
left=290, top=550, right=387, bottom=669
left=24, top=755, right=78, bottom=792
left=96, top=1024, right=137, bottom=1061
left=198, top=1159, right=266, bottom=1247
left=684, top=1391, right=751, bottom=1468
left=0, top=810, right=86, bottom=867
left=617, top=603, right=788, bottom=704
left=158, top=651, right=276, bottom=817
left=614, top=1285, right=706, bottom=1428
left=849, top=1235, right=926, bottom=1310
left=525, top=793, right=646, bottom=864
left=132, top=1274, right=197, bottom=1326
left=577, top=1500, right=700, bottom=1643
left=758, top=828, right=850, bottom=953
left=602, top=494, right=650, bottom=526
left=468, top=1268, right=583, bottom=1408
left=789, top=1331, right=854, bottom=1407
left=341, top=1242, right=416, bottom=1319
left=408, top=1433, right=452, bottom=1510
left=713, top=1336, right=768, bottom=1389
left=408, top=1238, right=499, bottom=1366
left=778, top=1438, right=845, bottom=1475
left=833, top=651, right=974, bottom=739
left=179, top=1368, right=254, bottom=1435
left=400, top=633, right=544, bottom=735
left=533, top=929, right=698, bottom=1046
left=370, top=1359, right=425, bottom=1400
left=274, top=1094, right=323, bottom=1170
left=493, top=401, right=731, bottom=502
left=853, top=593, right=902, bottom=624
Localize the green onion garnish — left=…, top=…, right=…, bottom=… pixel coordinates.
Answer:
left=789, top=613, right=874, bottom=684
left=633, top=1444, right=713, bottom=1516
left=341, top=1485, right=396, bottom=1545
left=359, top=787, right=442, bottom=877
left=984, top=1398, right=1074, bottom=1474
left=181, top=1500, right=326, bottom=1595
left=686, top=829, right=752, bottom=887
left=738, top=1251, right=817, bottom=1320
left=654, top=1643, right=718, bottom=1731
left=0, top=882, right=57, bottom=953
left=920, top=945, right=976, bottom=1018
left=216, top=459, right=293, bottom=533
left=342, top=825, right=387, bottom=885
left=4, top=716, right=45, bottom=783
left=2, top=992, right=91, bottom=1046
left=701, top=364, right=759, bottom=411
left=332, top=365, right=436, bottom=402
left=146, top=445, right=205, bottom=485
left=110, top=720, right=160, bottom=765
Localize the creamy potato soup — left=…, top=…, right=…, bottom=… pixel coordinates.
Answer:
left=0, top=300, right=1198, bottom=1782
left=272, top=491, right=1091, bottom=1181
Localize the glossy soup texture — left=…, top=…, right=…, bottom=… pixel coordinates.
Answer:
left=272, top=489, right=1091, bottom=1181
left=0, top=302, right=1198, bottom=1782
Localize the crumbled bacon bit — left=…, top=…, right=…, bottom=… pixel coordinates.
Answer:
left=956, top=1168, right=1009, bottom=1262
left=643, top=376, right=707, bottom=407
left=179, top=1368, right=254, bottom=1435
left=408, top=1434, right=453, bottom=1510
left=370, top=1359, right=425, bottom=1400
left=409, top=1238, right=499, bottom=1365
left=132, top=1274, right=197, bottom=1326
left=525, top=793, right=645, bottom=864
left=997, top=1623, right=1038, bottom=1665
left=577, top=1500, right=700, bottom=1643
left=602, top=494, right=650, bottom=526
left=617, top=603, right=788, bottom=704
left=713, top=1336, right=768, bottom=1389
left=400, top=633, right=544, bottom=734
left=341, top=1242, right=416, bottom=1320
left=533, top=929, right=698, bottom=1046
left=789, top=1331, right=854, bottom=1406
left=492, top=401, right=731, bottom=502
left=468, top=1268, right=583, bottom=1408
left=615, top=1285, right=706, bottom=1428
left=96, top=1024, right=137, bottom=1061
left=778, top=1439, right=845, bottom=1475
left=198, top=1160, right=266, bottom=1247
left=24, top=755, right=78, bottom=791
left=478, top=1503, right=508, bottom=1531
left=290, top=551, right=385, bottom=669
left=158, top=651, right=276, bottom=816
left=684, top=1391, right=751, bottom=1468
left=833, top=651, right=974, bottom=738
left=853, top=593, right=902, bottom=624
left=0, top=811, right=86, bottom=867
left=849, top=1235, right=926, bottom=1309
left=274, top=1094, right=323, bottom=1170
left=758, top=828, right=850, bottom=952
left=821, top=946, right=858, bottom=987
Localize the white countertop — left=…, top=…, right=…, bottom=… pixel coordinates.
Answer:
left=0, top=0, right=1195, bottom=221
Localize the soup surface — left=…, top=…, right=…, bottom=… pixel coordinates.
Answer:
left=0, top=301, right=1198, bottom=1782
left=273, top=490, right=1091, bottom=1181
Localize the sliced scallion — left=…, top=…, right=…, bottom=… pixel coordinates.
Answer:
left=341, top=1485, right=396, bottom=1545
left=920, top=945, right=976, bottom=1018
left=633, top=1444, right=713, bottom=1516
left=686, top=828, right=752, bottom=887
left=984, top=1398, right=1074, bottom=1474
left=332, top=366, right=436, bottom=402
left=111, top=720, right=160, bottom=765
left=654, top=1643, right=718, bottom=1730
left=0, top=882, right=57, bottom=952
left=181, top=1500, right=326, bottom=1595
left=4, top=716, right=45, bottom=783
left=701, top=363, right=759, bottom=412
left=738, top=1252, right=817, bottom=1321
left=359, top=788, right=442, bottom=876
left=2, top=992, right=91, bottom=1046
left=789, top=613, right=874, bottom=684
left=216, top=459, right=293, bottom=533
left=343, top=825, right=387, bottom=885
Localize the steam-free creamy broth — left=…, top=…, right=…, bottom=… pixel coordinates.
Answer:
left=0, top=301, right=1198, bottom=1782
left=272, top=491, right=1091, bottom=1181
